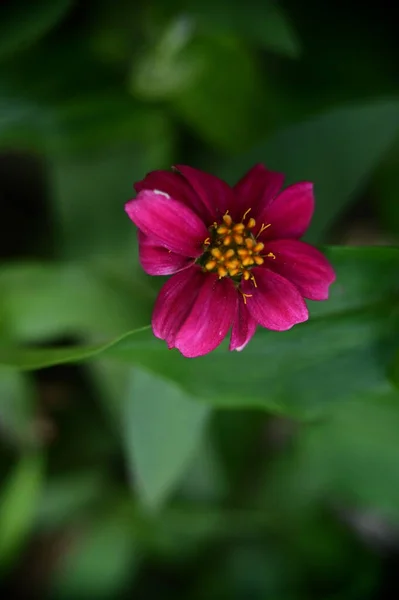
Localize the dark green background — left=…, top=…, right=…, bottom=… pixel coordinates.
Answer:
left=2, top=0, right=399, bottom=597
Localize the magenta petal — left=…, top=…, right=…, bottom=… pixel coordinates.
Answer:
left=242, top=267, right=308, bottom=331
left=229, top=301, right=257, bottom=351
left=232, top=164, right=284, bottom=221
left=174, top=273, right=238, bottom=358
left=152, top=266, right=204, bottom=346
left=125, top=190, right=208, bottom=257
left=265, top=239, right=336, bottom=300
left=175, top=165, right=235, bottom=225
left=138, top=231, right=193, bottom=275
left=134, top=169, right=208, bottom=220
left=257, top=182, right=314, bottom=240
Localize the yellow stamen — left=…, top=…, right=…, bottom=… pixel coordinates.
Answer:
left=205, top=260, right=217, bottom=270
left=247, top=217, right=256, bottom=229
left=223, top=235, right=232, bottom=246
left=245, top=238, right=255, bottom=249
left=229, top=268, right=240, bottom=276
left=217, top=225, right=229, bottom=235
left=254, top=256, right=264, bottom=265
left=254, top=242, right=264, bottom=253
left=251, top=274, right=257, bottom=288
left=243, top=270, right=251, bottom=281
left=233, top=222, right=245, bottom=233
left=242, top=208, right=252, bottom=221
left=233, top=234, right=244, bottom=245
left=203, top=237, right=210, bottom=246
left=218, top=266, right=227, bottom=278
left=238, top=248, right=249, bottom=258
left=211, top=248, right=223, bottom=259
left=242, top=257, right=254, bottom=267
left=266, top=252, right=276, bottom=260
left=241, top=292, right=253, bottom=305
left=258, top=223, right=271, bottom=236
left=225, top=248, right=235, bottom=258
left=226, top=260, right=239, bottom=270
left=223, top=213, right=233, bottom=226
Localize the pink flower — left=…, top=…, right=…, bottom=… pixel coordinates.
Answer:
left=125, top=164, right=336, bottom=358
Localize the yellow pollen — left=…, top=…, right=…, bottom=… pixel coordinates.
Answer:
left=254, top=256, right=264, bottom=265
left=247, top=217, right=256, bottom=229
left=226, top=259, right=239, bottom=270
left=266, top=252, right=276, bottom=260
left=242, top=257, right=254, bottom=267
left=218, top=266, right=228, bottom=278
left=223, top=235, right=232, bottom=246
left=233, top=234, right=244, bottom=245
left=233, top=223, right=245, bottom=233
left=225, top=248, right=235, bottom=259
left=245, top=238, right=254, bottom=249
left=242, top=208, right=252, bottom=221
left=223, top=214, right=233, bottom=226
left=229, top=268, right=240, bottom=276
left=254, top=242, right=264, bottom=252
left=217, top=225, right=229, bottom=235
left=237, top=248, right=249, bottom=258
left=205, top=260, right=217, bottom=270
left=243, top=270, right=251, bottom=281
left=211, top=248, right=223, bottom=259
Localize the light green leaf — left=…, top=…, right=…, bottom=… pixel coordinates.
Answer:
left=0, top=0, right=72, bottom=60
left=123, top=368, right=211, bottom=508
left=0, top=369, right=35, bottom=445
left=0, top=453, right=44, bottom=567
left=222, top=101, right=399, bottom=240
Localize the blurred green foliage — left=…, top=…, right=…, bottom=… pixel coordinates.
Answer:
left=1, top=0, right=399, bottom=598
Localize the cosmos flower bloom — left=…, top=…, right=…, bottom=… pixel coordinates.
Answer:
left=125, top=164, right=335, bottom=358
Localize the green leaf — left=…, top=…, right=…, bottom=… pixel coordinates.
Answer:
left=123, top=368, right=211, bottom=508
left=0, top=453, right=44, bottom=567
left=51, top=511, right=137, bottom=598
left=0, top=0, right=72, bottom=60
left=0, top=262, right=152, bottom=342
left=187, top=0, right=300, bottom=57
left=172, top=35, right=272, bottom=152
left=222, top=100, right=399, bottom=240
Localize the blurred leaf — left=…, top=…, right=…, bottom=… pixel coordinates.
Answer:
left=0, top=453, right=44, bottom=567
left=0, top=0, right=72, bottom=60
left=0, top=262, right=152, bottom=342
left=187, top=0, right=300, bottom=57
left=123, top=368, right=211, bottom=508
left=222, top=100, right=399, bottom=240
left=131, top=16, right=202, bottom=100
left=51, top=512, right=137, bottom=599
left=36, top=471, right=106, bottom=531
left=0, top=369, right=35, bottom=445
left=172, top=35, right=272, bottom=152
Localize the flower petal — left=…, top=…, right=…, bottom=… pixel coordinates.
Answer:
left=134, top=169, right=208, bottom=220
left=242, top=267, right=308, bottom=331
left=138, top=231, right=193, bottom=275
left=125, top=190, right=208, bottom=257
left=232, top=164, right=284, bottom=221
left=229, top=301, right=257, bottom=351
left=257, top=182, right=314, bottom=240
left=175, top=165, right=235, bottom=225
left=152, top=266, right=204, bottom=346
left=174, top=273, right=238, bottom=358
left=265, top=239, right=336, bottom=300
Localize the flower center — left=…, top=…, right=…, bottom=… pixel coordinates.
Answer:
left=199, top=210, right=275, bottom=283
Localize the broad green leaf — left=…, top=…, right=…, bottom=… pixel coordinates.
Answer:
left=187, top=0, right=300, bottom=57
left=172, top=35, right=273, bottom=152
left=0, top=369, right=35, bottom=445
left=0, top=0, right=72, bottom=60
left=262, top=392, right=399, bottom=523
left=123, top=368, right=211, bottom=508
left=0, top=263, right=152, bottom=342
left=0, top=453, right=44, bottom=567
left=51, top=512, right=137, bottom=598
left=222, top=101, right=399, bottom=241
